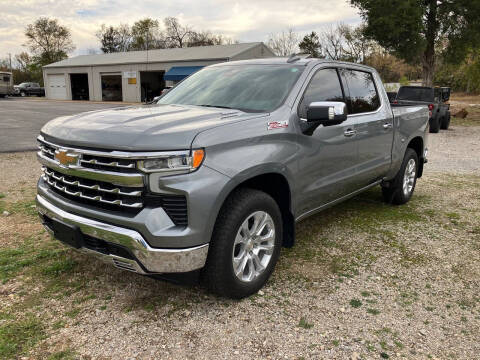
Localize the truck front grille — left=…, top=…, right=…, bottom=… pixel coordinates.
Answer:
left=42, top=167, right=144, bottom=209
left=37, top=136, right=188, bottom=226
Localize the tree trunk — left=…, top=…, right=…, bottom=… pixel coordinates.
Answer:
left=422, top=0, right=437, bottom=86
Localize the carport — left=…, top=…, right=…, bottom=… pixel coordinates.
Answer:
left=163, top=66, right=204, bottom=84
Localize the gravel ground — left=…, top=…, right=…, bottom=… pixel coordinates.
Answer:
left=0, top=125, right=479, bottom=360
left=427, top=125, right=480, bottom=173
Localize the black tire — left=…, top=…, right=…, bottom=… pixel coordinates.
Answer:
left=429, top=117, right=440, bottom=133
left=441, top=112, right=451, bottom=130
left=202, top=188, right=283, bottom=299
left=381, top=148, right=419, bottom=205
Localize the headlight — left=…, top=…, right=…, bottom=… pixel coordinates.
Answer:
left=137, top=149, right=205, bottom=176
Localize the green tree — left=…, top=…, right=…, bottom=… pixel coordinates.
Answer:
left=350, top=0, right=480, bottom=86
left=24, top=17, right=74, bottom=66
left=299, top=32, right=322, bottom=58
left=131, top=18, right=163, bottom=51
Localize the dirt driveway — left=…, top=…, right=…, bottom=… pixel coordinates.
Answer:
left=0, top=122, right=479, bottom=359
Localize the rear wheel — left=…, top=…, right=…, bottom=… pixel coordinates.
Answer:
left=203, top=188, right=282, bottom=298
left=429, top=117, right=440, bottom=133
left=382, top=148, right=419, bottom=205
left=441, top=112, right=451, bottom=130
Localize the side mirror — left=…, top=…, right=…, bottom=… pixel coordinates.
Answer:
left=306, top=101, right=348, bottom=126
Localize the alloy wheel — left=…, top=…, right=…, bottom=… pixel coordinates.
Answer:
left=232, top=211, right=276, bottom=282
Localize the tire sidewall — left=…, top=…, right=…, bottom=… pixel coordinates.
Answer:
left=430, top=117, right=440, bottom=133
left=216, top=192, right=283, bottom=296
left=396, top=149, right=418, bottom=203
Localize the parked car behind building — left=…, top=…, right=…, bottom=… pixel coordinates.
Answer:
left=14, top=82, right=45, bottom=97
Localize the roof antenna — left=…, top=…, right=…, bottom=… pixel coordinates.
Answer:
left=287, top=53, right=312, bottom=63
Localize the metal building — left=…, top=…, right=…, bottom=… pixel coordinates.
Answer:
left=42, top=42, right=275, bottom=102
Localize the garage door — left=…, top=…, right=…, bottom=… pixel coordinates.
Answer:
left=47, top=74, right=67, bottom=100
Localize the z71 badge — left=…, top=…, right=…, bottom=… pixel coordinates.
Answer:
left=267, top=121, right=288, bottom=130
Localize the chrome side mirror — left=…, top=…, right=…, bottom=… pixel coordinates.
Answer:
left=306, top=101, right=348, bottom=125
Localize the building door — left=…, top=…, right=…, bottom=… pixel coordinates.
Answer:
left=70, top=74, right=89, bottom=100
left=101, top=74, right=122, bottom=101
left=47, top=74, right=67, bottom=100
left=140, top=71, right=165, bottom=102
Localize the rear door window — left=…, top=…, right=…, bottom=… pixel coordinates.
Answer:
left=298, top=68, right=344, bottom=118
left=341, top=70, right=381, bottom=114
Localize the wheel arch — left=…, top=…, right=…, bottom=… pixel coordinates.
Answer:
left=407, top=136, right=424, bottom=178
left=212, top=168, right=295, bottom=248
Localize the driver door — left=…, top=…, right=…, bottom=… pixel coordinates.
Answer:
left=295, top=67, right=359, bottom=216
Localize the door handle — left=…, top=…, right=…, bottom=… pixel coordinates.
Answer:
left=383, top=122, right=393, bottom=129
left=344, top=129, right=356, bottom=137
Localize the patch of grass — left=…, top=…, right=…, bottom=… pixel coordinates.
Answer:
left=75, top=294, right=96, bottom=304
left=65, top=308, right=80, bottom=319
left=380, top=352, right=390, bottom=359
left=298, top=317, right=314, bottom=329
left=425, top=306, right=435, bottom=312
left=350, top=298, right=362, bottom=308
left=47, top=349, right=76, bottom=360
left=0, top=315, right=45, bottom=360
left=41, top=257, right=77, bottom=277
left=99, top=305, right=107, bottom=311
left=361, top=291, right=371, bottom=297
left=7, top=198, right=38, bottom=217
left=397, top=291, right=419, bottom=307
left=367, top=308, right=380, bottom=315
left=52, top=320, right=66, bottom=330
left=0, top=193, right=5, bottom=199
left=332, top=339, right=340, bottom=346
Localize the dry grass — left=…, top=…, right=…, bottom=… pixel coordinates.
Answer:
left=449, top=93, right=480, bottom=126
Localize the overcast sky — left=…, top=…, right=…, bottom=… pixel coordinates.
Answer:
left=0, top=0, right=361, bottom=59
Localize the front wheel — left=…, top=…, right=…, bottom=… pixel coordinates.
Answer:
left=202, top=188, right=282, bottom=298
left=382, top=148, right=419, bottom=205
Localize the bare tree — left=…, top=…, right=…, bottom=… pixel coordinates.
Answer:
left=320, top=24, right=345, bottom=60
left=14, top=52, right=33, bottom=71
left=96, top=24, right=132, bottom=53
left=164, top=17, right=192, bottom=48
left=267, top=28, right=299, bottom=56
left=339, top=24, right=373, bottom=63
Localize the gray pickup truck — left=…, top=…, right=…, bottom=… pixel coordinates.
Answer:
left=36, top=58, right=429, bottom=298
left=395, top=86, right=450, bottom=133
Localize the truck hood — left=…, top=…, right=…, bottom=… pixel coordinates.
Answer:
left=41, top=104, right=260, bottom=151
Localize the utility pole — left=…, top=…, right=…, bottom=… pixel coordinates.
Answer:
left=7, top=53, right=12, bottom=71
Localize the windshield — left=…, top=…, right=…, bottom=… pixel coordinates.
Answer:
left=158, top=64, right=304, bottom=112
left=397, top=87, right=434, bottom=102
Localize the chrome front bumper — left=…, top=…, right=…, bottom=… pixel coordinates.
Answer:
left=36, top=195, right=209, bottom=274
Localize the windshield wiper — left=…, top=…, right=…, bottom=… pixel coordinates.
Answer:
left=198, top=104, right=235, bottom=110
left=197, top=104, right=261, bottom=113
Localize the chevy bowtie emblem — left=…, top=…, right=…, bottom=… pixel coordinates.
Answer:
left=55, top=150, right=78, bottom=167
